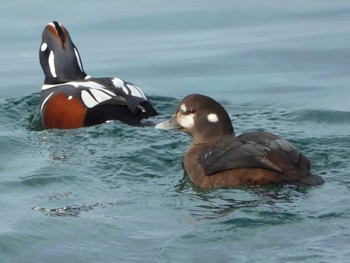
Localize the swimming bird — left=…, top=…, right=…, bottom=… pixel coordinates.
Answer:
left=39, top=21, right=157, bottom=129
left=156, top=94, right=324, bottom=188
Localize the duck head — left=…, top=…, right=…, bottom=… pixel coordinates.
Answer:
left=39, top=21, right=87, bottom=84
left=156, top=94, right=235, bottom=144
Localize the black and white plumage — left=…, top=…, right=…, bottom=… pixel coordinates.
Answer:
left=39, top=21, right=157, bottom=129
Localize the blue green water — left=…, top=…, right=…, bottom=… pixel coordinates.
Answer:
left=1, top=1, right=350, bottom=262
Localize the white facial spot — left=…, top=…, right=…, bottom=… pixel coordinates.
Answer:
left=207, top=113, right=218, bottom=123
left=177, top=114, right=194, bottom=129
left=74, top=48, right=83, bottom=72
left=41, top=42, right=48, bottom=52
left=180, top=104, right=187, bottom=113
left=48, top=51, right=57, bottom=78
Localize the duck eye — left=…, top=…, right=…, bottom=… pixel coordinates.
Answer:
left=187, top=108, right=196, bottom=114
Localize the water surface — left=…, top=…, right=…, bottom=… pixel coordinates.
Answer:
left=0, top=1, right=350, bottom=262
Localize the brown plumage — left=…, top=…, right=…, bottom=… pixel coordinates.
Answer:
left=156, top=94, right=324, bottom=189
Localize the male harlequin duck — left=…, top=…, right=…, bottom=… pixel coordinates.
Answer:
left=156, top=94, right=324, bottom=189
left=39, top=21, right=157, bottom=129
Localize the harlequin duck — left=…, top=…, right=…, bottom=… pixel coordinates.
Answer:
left=39, top=21, right=157, bottom=129
left=156, top=94, right=324, bottom=188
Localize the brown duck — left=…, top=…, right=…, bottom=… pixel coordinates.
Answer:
left=156, top=94, right=324, bottom=189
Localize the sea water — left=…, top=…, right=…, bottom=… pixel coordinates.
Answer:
left=0, top=1, right=349, bottom=262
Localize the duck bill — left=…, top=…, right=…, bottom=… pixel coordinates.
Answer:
left=155, top=115, right=182, bottom=130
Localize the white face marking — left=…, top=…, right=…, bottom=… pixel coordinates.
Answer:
left=207, top=113, right=218, bottom=123
left=177, top=114, right=194, bottom=129
left=180, top=104, right=187, bottom=113
left=41, top=42, right=47, bottom=52
left=74, top=48, right=83, bottom=72
left=48, top=51, right=57, bottom=78
left=177, top=103, right=196, bottom=129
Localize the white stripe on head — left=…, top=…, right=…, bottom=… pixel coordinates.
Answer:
left=48, top=51, right=57, bottom=78
left=74, top=48, right=83, bottom=72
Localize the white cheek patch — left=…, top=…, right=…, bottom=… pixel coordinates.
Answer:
left=48, top=51, right=57, bottom=78
left=207, top=113, right=219, bottom=123
left=178, top=114, right=194, bottom=129
left=41, top=42, right=48, bottom=52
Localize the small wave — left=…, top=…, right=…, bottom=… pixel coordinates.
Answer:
left=0, top=93, right=43, bottom=131
left=289, top=109, right=350, bottom=124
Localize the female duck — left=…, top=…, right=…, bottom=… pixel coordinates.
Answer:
left=156, top=94, right=324, bottom=188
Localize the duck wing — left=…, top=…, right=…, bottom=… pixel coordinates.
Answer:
left=41, top=77, right=157, bottom=115
left=238, top=131, right=302, bottom=167
left=197, top=136, right=284, bottom=176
